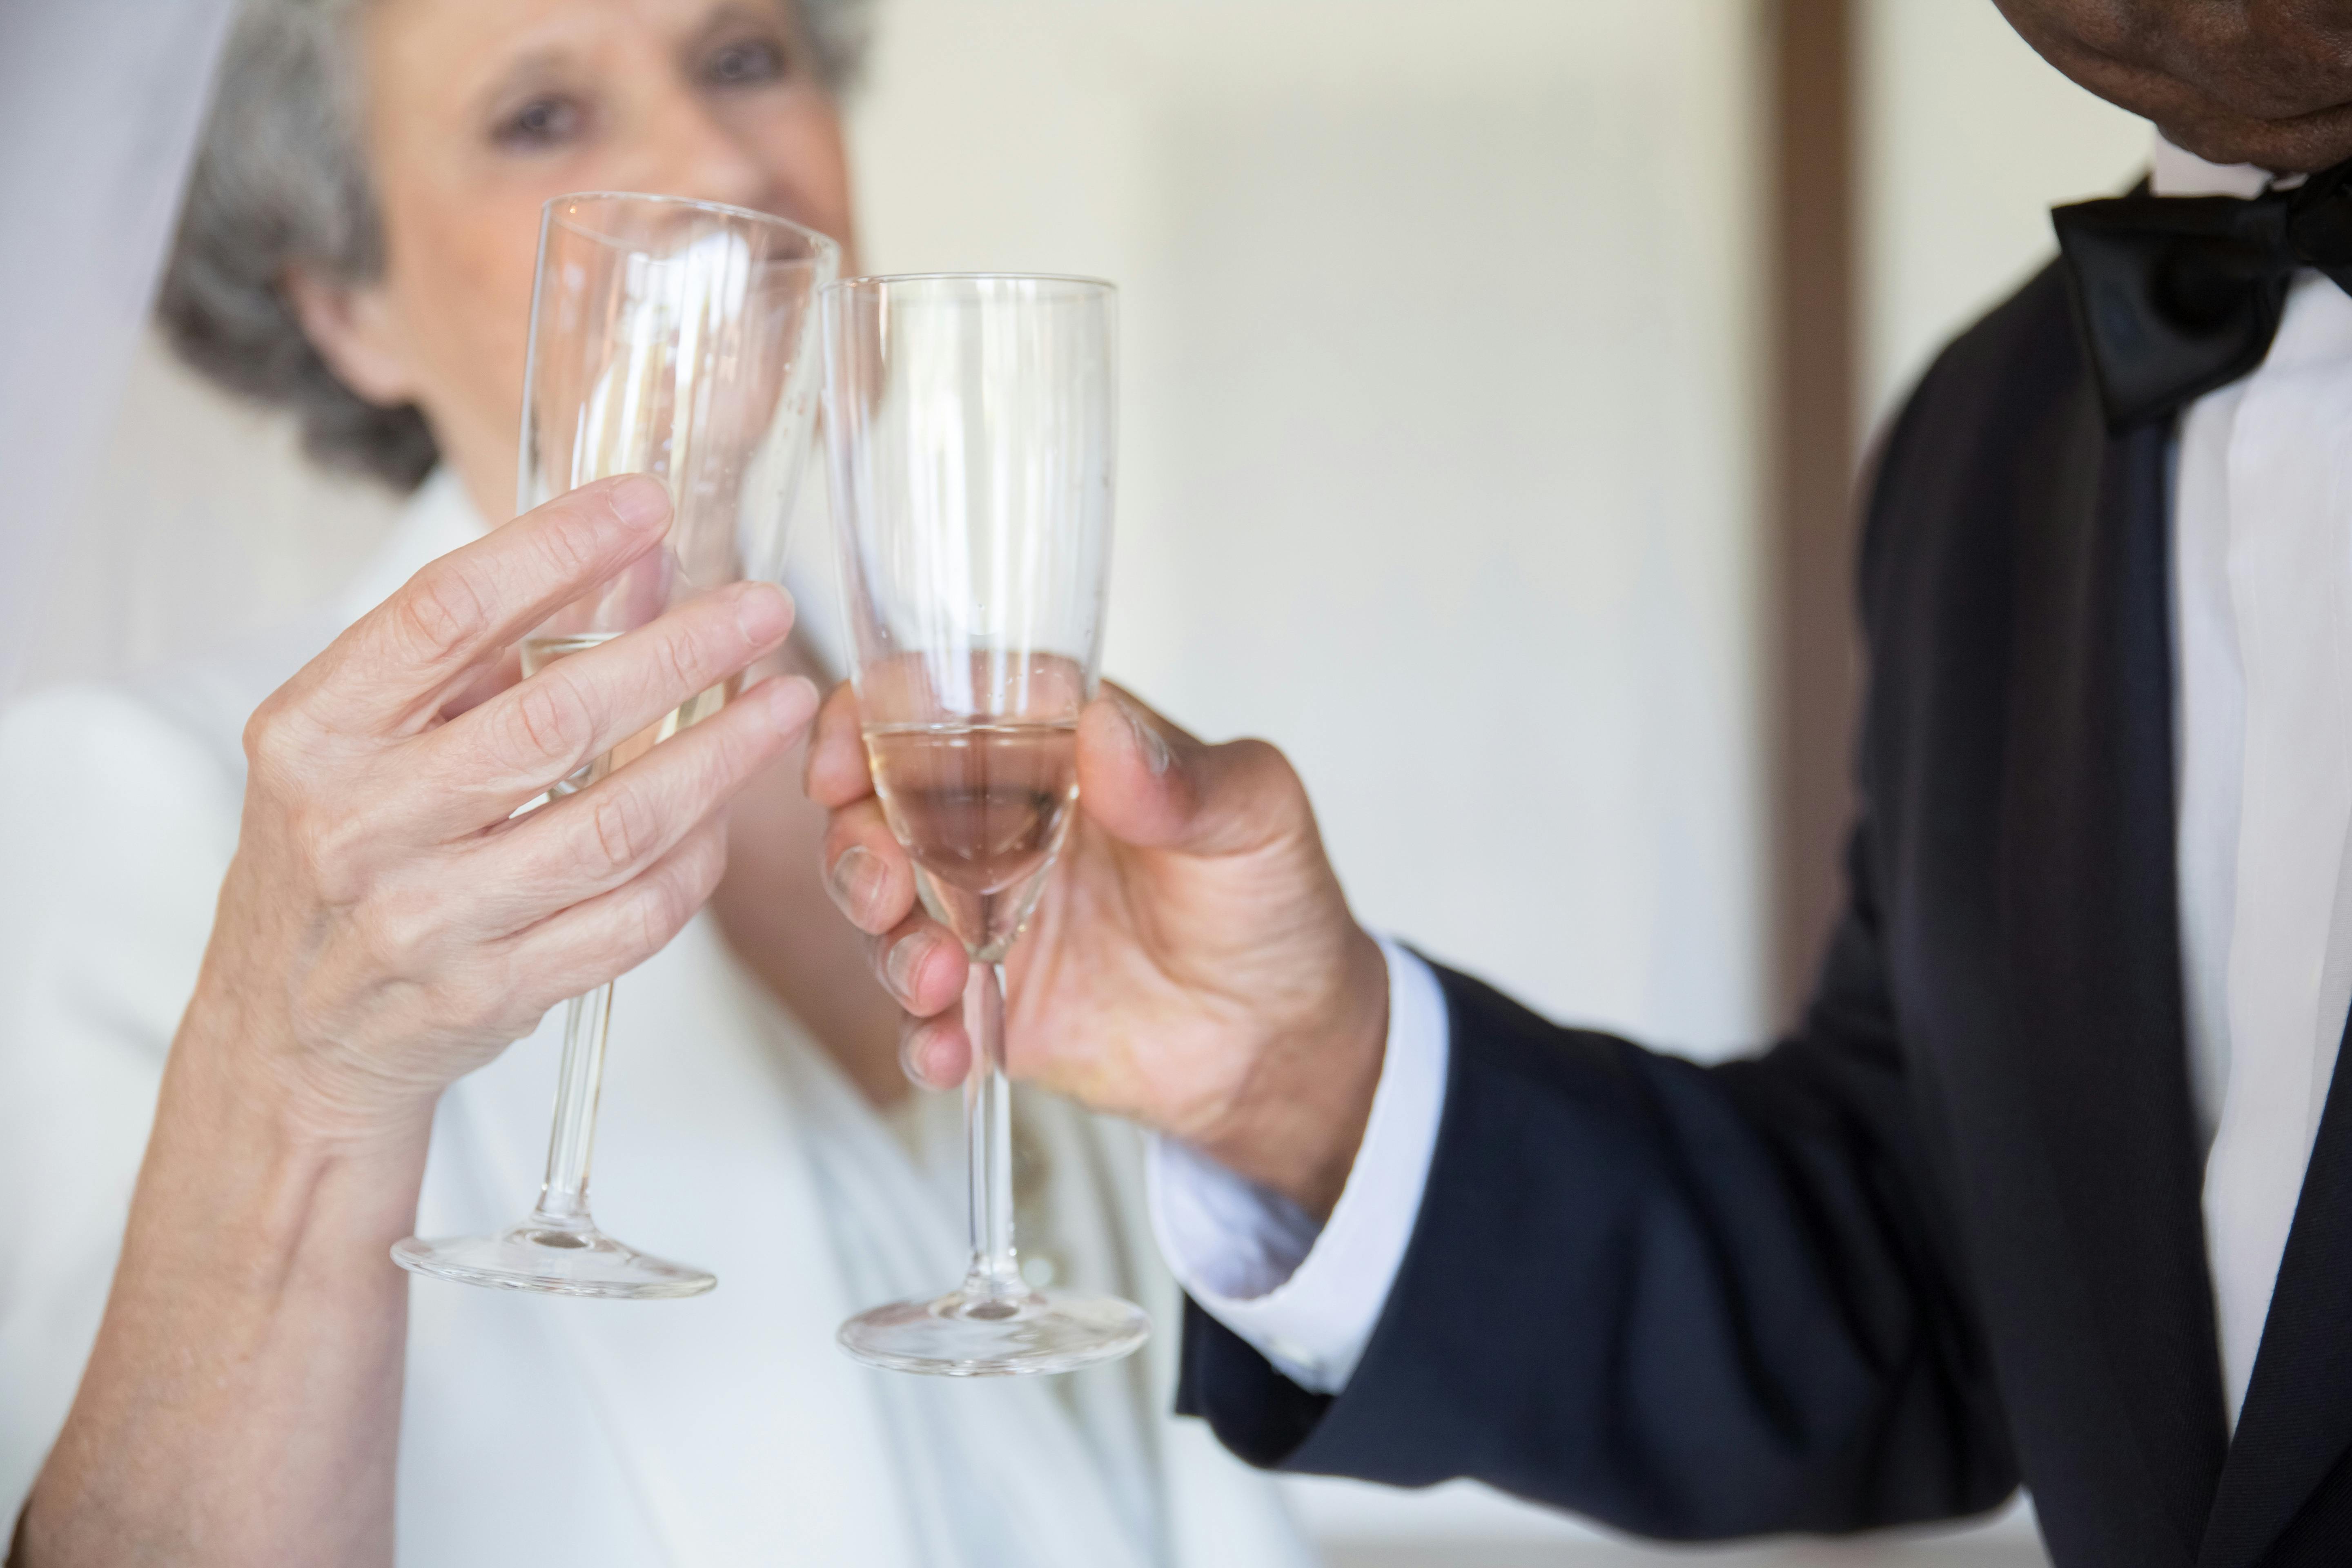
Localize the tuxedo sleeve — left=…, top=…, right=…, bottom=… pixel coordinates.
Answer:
left=1174, top=821, right=2019, bottom=1539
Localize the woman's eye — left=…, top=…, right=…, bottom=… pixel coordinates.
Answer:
left=494, top=95, right=583, bottom=151
left=703, top=37, right=788, bottom=88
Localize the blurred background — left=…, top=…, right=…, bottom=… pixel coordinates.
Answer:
left=23, top=0, right=2159, bottom=1562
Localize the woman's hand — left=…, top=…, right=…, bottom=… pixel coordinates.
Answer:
left=198, top=472, right=817, bottom=1145
left=20, top=474, right=815, bottom=1568
left=807, top=683, right=1389, bottom=1217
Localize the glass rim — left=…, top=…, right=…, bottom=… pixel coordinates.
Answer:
left=823, top=270, right=1116, bottom=298
left=541, top=190, right=842, bottom=259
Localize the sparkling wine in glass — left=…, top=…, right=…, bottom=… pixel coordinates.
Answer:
left=824, top=273, right=1149, bottom=1374
left=391, top=192, right=835, bottom=1298
left=863, top=716, right=1081, bottom=953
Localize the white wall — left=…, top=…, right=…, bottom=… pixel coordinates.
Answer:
left=1857, top=0, right=2148, bottom=431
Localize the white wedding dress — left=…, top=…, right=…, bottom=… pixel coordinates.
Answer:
left=0, top=469, right=1314, bottom=1568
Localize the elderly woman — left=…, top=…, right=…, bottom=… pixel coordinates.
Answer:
left=0, top=2, right=1310, bottom=1565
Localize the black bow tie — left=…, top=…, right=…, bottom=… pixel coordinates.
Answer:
left=2053, top=157, right=2352, bottom=431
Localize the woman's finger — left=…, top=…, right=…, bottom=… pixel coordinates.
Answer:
left=418, top=581, right=795, bottom=832
left=821, top=797, right=920, bottom=935
left=803, top=681, right=877, bottom=808
left=435, top=641, right=523, bottom=723
left=463, top=675, right=817, bottom=931
left=492, top=817, right=736, bottom=1011
left=302, top=475, right=674, bottom=737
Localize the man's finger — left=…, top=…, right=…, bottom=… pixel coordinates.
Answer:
left=804, top=681, right=878, bottom=807
left=307, top=475, right=674, bottom=736
left=900, top=1011, right=971, bottom=1090
left=1076, top=686, right=1306, bottom=858
left=419, top=581, right=795, bottom=831
left=821, top=797, right=920, bottom=934
left=870, top=911, right=968, bottom=1018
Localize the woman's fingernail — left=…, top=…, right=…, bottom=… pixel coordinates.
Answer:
left=607, top=473, right=671, bottom=530
left=767, top=674, right=820, bottom=731
left=884, top=930, right=939, bottom=1002
left=735, top=582, right=793, bottom=644
left=1116, top=693, right=1173, bottom=776
left=829, top=843, right=884, bottom=922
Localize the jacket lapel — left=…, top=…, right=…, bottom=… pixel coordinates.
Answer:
left=1998, top=386, right=2229, bottom=1558
left=2198, top=1020, right=2352, bottom=1567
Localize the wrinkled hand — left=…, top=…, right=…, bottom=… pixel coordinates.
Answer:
left=807, top=684, right=1388, bottom=1214
left=192, top=474, right=816, bottom=1145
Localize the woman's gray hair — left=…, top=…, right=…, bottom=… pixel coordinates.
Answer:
left=158, top=0, right=871, bottom=492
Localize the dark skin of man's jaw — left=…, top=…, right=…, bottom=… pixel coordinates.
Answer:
left=2002, top=0, right=2352, bottom=171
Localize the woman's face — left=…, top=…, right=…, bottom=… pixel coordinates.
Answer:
left=299, top=0, right=855, bottom=519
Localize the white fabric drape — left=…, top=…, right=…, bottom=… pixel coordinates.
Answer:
left=0, top=0, right=236, bottom=692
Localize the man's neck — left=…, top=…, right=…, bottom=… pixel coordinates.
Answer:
left=2151, top=129, right=2273, bottom=199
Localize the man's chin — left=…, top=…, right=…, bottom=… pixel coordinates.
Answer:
left=1995, top=0, right=2352, bottom=174
left=2156, top=107, right=2352, bottom=176
left=2039, top=61, right=2352, bottom=174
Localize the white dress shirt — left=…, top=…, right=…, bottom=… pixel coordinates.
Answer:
left=1155, top=132, right=2352, bottom=1432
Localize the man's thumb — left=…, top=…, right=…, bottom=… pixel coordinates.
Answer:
left=1076, top=687, right=1302, bottom=858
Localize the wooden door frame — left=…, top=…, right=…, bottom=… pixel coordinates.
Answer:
left=1766, top=0, right=1860, bottom=1023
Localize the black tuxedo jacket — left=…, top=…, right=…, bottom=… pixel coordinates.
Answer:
left=1176, top=261, right=2352, bottom=1567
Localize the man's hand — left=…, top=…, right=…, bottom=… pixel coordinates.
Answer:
left=807, top=683, right=1389, bottom=1216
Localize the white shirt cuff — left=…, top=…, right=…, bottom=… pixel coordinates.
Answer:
left=1147, top=934, right=1450, bottom=1394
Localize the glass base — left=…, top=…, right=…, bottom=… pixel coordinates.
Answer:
left=392, top=1219, right=716, bottom=1300
left=838, top=1285, right=1150, bottom=1376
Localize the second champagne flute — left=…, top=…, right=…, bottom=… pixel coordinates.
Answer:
left=824, top=273, right=1150, bottom=1374
left=392, top=192, right=836, bottom=1298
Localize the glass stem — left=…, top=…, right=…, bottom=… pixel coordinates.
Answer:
left=532, top=980, right=613, bottom=1232
left=962, top=960, right=1022, bottom=1299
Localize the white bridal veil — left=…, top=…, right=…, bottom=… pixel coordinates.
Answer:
left=0, top=0, right=238, bottom=693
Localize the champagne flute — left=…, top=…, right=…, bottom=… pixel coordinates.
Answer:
left=822, top=272, right=1150, bottom=1374
left=392, top=192, right=836, bottom=1298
